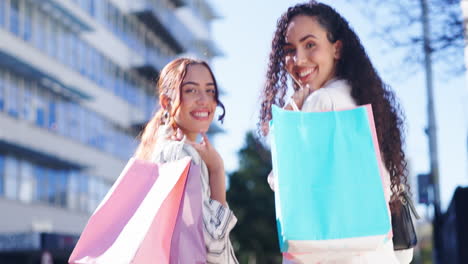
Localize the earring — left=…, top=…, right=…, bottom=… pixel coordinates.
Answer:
left=162, top=110, right=170, bottom=124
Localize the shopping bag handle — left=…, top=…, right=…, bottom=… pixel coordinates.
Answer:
left=403, top=191, right=421, bottom=220
left=285, top=97, right=300, bottom=111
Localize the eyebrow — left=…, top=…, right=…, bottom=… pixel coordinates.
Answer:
left=182, top=81, right=215, bottom=87
left=284, top=34, right=317, bottom=46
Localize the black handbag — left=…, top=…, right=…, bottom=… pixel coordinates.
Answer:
left=391, top=191, right=421, bottom=250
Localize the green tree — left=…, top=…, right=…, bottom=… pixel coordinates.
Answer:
left=227, top=132, right=281, bottom=263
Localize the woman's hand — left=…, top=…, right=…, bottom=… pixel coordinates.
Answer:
left=189, top=133, right=224, bottom=174
left=285, top=84, right=312, bottom=110
left=267, top=170, right=275, bottom=192
left=189, top=133, right=227, bottom=205
left=170, top=127, right=185, bottom=141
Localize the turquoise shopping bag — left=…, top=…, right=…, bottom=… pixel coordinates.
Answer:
left=270, top=105, right=391, bottom=254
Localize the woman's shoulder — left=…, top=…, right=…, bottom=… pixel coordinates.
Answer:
left=157, top=140, right=202, bottom=164
left=302, top=79, right=356, bottom=112
left=152, top=135, right=202, bottom=165
left=323, top=79, right=354, bottom=102
left=302, top=87, right=334, bottom=112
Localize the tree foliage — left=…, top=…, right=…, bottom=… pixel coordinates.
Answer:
left=227, top=132, right=281, bottom=263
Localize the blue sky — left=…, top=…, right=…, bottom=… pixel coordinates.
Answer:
left=208, top=0, right=468, bottom=210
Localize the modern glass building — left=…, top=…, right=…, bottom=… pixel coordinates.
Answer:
left=0, top=0, right=221, bottom=263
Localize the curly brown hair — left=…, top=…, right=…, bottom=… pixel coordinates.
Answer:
left=259, top=1, right=409, bottom=203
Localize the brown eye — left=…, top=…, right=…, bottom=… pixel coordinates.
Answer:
left=306, top=42, right=315, bottom=49
left=184, top=88, right=196, bottom=94
left=207, top=88, right=216, bottom=94
left=283, top=46, right=295, bottom=55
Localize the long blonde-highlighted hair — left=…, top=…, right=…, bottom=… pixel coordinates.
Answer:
left=135, top=58, right=225, bottom=160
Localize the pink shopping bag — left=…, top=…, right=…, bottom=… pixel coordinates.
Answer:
left=169, top=161, right=206, bottom=264
left=69, top=156, right=206, bottom=264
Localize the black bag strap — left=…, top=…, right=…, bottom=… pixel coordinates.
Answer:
left=402, top=191, right=421, bottom=220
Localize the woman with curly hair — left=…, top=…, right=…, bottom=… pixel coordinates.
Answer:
left=259, top=1, right=412, bottom=263
left=135, top=58, right=238, bottom=263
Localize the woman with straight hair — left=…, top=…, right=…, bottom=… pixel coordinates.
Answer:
left=135, top=57, right=238, bottom=263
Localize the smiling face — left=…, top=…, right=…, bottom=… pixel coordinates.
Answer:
left=174, top=63, right=217, bottom=141
left=283, top=15, right=341, bottom=91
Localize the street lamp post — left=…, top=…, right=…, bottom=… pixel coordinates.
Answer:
left=420, top=0, right=442, bottom=263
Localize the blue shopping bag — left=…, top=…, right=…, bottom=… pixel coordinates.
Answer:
left=270, top=104, right=391, bottom=255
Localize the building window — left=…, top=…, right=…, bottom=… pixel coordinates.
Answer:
left=5, top=72, right=19, bottom=118
left=88, top=177, right=109, bottom=213
left=56, top=170, right=68, bottom=207
left=4, top=156, right=19, bottom=200
left=87, top=48, right=95, bottom=81
left=78, top=40, right=87, bottom=76
left=121, top=16, right=128, bottom=45
left=49, top=18, right=59, bottom=59
left=115, top=68, right=123, bottom=98
left=22, top=3, right=32, bottom=41
left=1, top=68, right=139, bottom=158
left=104, top=61, right=115, bottom=92
left=67, top=171, right=79, bottom=210
left=56, top=101, right=67, bottom=136
left=96, top=54, right=103, bottom=86
left=1, top=151, right=113, bottom=212
left=35, top=106, right=45, bottom=127
left=79, top=173, right=88, bottom=212
left=102, top=120, right=111, bottom=153
left=57, top=24, right=67, bottom=65
left=97, top=116, right=105, bottom=150
left=48, top=99, right=57, bottom=131
left=21, top=82, right=33, bottom=122
left=9, top=0, right=20, bottom=36
left=46, top=168, right=57, bottom=205
left=88, top=177, right=98, bottom=213
left=94, top=0, right=104, bottom=24
left=68, top=102, right=80, bottom=141
left=0, top=70, right=4, bottom=111
left=40, top=11, right=48, bottom=53
left=88, top=0, right=95, bottom=17
left=35, top=88, right=47, bottom=127
left=35, top=165, right=47, bottom=202
left=107, top=3, right=117, bottom=34
left=68, top=32, right=77, bottom=71
left=34, top=9, right=47, bottom=52
left=0, top=154, right=4, bottom=196
left=19, top=160, right=35, bottom=203
left=0, top=0, right=5, bottom=28
left=86, top=112, right=96, bottom=147
left=77, top=105, right=86, bottom=143
left=43, top=16, right=51, bottom=55
left=146, top=93, right=156, bottom=120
